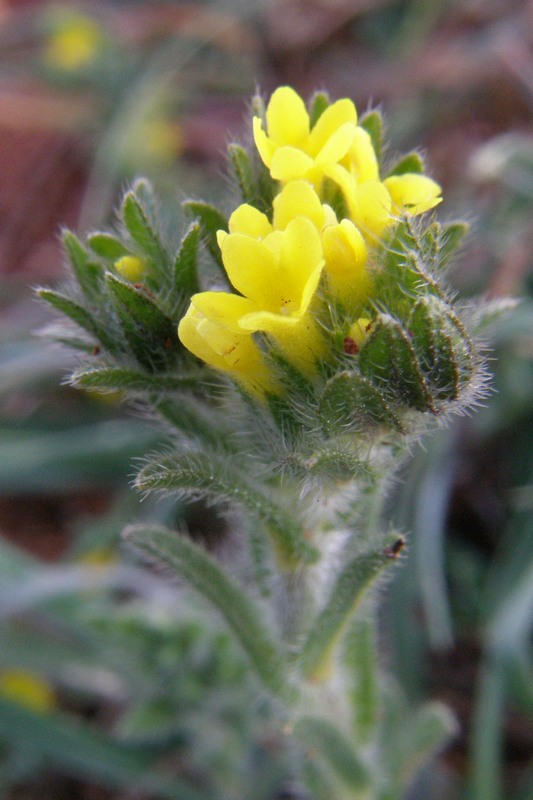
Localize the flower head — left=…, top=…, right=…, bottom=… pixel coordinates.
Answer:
left=115, top=255, right=145, bottom=282
left=44, top=13, right=103, bottom=71
left=253, top=86, right=358, bottom=187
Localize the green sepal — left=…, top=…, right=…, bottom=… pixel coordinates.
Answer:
left=228, top=143, right=257, bottom=206
left=319, top=371, right=404, bottom=437
left=183, top=200, right=228, bottom=269
left=121, top=190, right=167, bottom=270
left=359, top=109, right=383, bottom=164
left=386, top=151, right=425, bottom=176
left=359, top=314, right=434, bottom=412
left=156, top=397, right=234, bottom=453
left=124, top=525, right=292, bottom=700
left=37, top=288, right=118, bottom=354
left=174, top=222, right=200, bottom=296
left=135, top=452, right=319, bottom=566
left=282, top=448, right=372, bottom=484
left=309, top=91, right=330, bottom=127
left=71, top=366, right=200, bottom=394
left=105, top=274, right=180, bottom=372
left=62, top=230, right=104, bottom=297
left=87, top=233, right=130, bottom=261
left=294, top=716, right=370, bottom=791
left=422, top=220, right=469, bottom=270
left=299, top=546, right=394, bottom=680
left=409, top=297, right=460, bottom=400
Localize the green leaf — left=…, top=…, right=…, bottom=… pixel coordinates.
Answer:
left=121, top=191, right=167, bottom=268
left=309, top=91, right=330, bottom=127
left=125, top=525, right=291, bottom=699
left=389, top=702, right=457, bottom=790
left=344, top=616, right=379, bottom=742
left=386, top=151, right=425, bottom=177
left=228, top=143, right=257, bottom=206
left=105, top=273, right=179, bottom=371
left=156, top=397, right=233, bottom=452
left=299, top=546, right=395, bottom=679
left=183, top=200, right=228, bottom=268
left=174, top=222, right=200, bottom=296
left=36, top=289, right=118, bottom=354
left=135, top=452, right=318, bottom=566
left=294, top=716, right=370, bottom=791
left=71, top=366, right=200, bottom=394
left=0, top=699, right=208, bottom=800
left=439, top=221, right=469, bottom=266
left=62, top=230, right=103, bottom=297
left=359, top=109, right=383, bottom=164
left=319, top=371, right=404, bottom=437
left=88, top=233, right=130, bottom=261
left=359, top=314, right=434, bottom=412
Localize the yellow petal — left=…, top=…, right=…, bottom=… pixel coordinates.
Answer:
left=0, top=670, right=55, bottom=714
left=265, top=86, right=309, bottom=146
left=272, top=180, right=325, bottom=231
left=346, top=180, right=393, bottom=239
left=218, top=233, right=279, bottom=307
left=383, top=174, right=442, bottom=215
left=241, top=310, right=326, bottom=376
left=191, top=291, right=257, bottom=333
left=178, top=303, right=275, bottom=397
left=323, top=219, right=369, bottom=305
left=253, top=116, right=276, bottom=167
left=270, top=146, right=314, bottom=181
left=278, top=217, right=324, bottom=315
left=307, top=98, right=357, bottom=155
left=315, top=122, right=357, bottom=167
left=228, top=204, right=272, bottom=238
left=348, top=127, right=379, bottom=183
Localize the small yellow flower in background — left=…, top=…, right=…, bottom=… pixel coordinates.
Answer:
left=115, top=255, right=145, bottom=282
left=0, top=669, right=56, bottom=714
left=253, top=86, right=358, bottom=187
left=44, top=14, right=103, bottom=71
left=141, top=119, right=184, bottom=166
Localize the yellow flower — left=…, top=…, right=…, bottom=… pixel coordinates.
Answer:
left=253, top=86, right=358, bottom=187
left=115, top=255, right=145, bottom=282
left=216, top=212, right=326, bottom=375
left=178, top=302, right=277, bottom=398
left=0, top=669, right=56, bottom=714
left=44, top=15, right=103, bottom=71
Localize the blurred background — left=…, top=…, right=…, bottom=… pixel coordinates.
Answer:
left=0, top=1, right=532, bottom=798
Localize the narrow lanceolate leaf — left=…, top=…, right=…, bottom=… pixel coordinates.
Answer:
left=62, top=230, right=104, bottom=297
left=121, top=191, right=167, bottom=268
left=183, top=200, right=228, bottom=268
left=299, top=547, right=396, bottom=679
left=135, top=453, right=318, bottom=565
left=0, top=699, right=208, bottom=800
left=386, top=151, right=425, bottom=177
left=125, top=525, right=291, bottom=699
left=36, top=289, right=118, bottom=354
left=294, top=716, right=370, bottom=791
left=389, top=702, right=457, bottom=789
left=71, top=366, right=200, bottom=394
left=228, top=144, right=257, bottom=206
left=359, top=314, right=434, bottom=412
left=174, top=222, right=200, bottom=296
left=105, top=274, right=179, bottom=371
left=343, top=616, right=379, bottom=742
left=156, top=397, right=234, bottom=452
left=87, top=233, right=130, bottom=261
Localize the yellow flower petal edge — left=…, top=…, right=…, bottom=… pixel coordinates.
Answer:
left=322, top=220, right=370, bottom=306
left=383, top=174, right=442, bottom=214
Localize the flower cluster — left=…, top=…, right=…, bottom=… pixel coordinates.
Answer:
left=178, top=86, right=443, bottom=398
